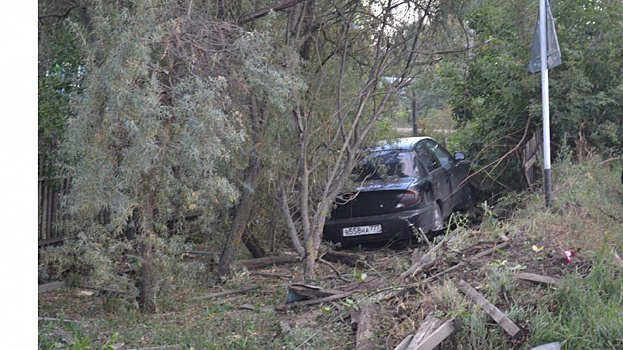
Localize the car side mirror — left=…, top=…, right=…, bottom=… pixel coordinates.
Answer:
left=454, top=151, right=466, bottom=161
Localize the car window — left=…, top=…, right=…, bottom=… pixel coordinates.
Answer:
left=353, top=150, right=419, bottom=180
left=424, top=140, right=452, bottom=168
left=416, top=143, right=440, bottom=172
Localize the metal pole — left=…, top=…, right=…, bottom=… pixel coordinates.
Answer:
left=540, top=0, right=552, bottom=208
left=411, top=90, right=417, bottom=137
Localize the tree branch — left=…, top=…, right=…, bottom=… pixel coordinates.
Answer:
left=238, top=0, right=306, bottom=25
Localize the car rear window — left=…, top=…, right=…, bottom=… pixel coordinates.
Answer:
left=352, top=150, right=420, bottom=180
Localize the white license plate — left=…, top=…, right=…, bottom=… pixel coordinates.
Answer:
left=343, top=224, right=382, bottom=237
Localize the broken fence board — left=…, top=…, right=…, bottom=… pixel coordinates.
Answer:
left=193, top=286, right=258, bottom=300
left=233, top=254, right=301, bottom=270
left=411, top=319, right=462, bottom=350
left=530, top=342, right=560, bottom=350
left=407, top=312, right=443, bottom=350
left=515, top=272, right=562, bottom=285
left=352, top=304, right=379, bottom=350
left=393, top=335, right=414, bottom=350
left=39, top=281, right=65, bottom=293
left=458, top=280, right=521, bottom=337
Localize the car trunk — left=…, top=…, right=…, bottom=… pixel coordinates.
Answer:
left=331, top=177, right=417, bottom=220
left=331, top=190, right=408, bottom=219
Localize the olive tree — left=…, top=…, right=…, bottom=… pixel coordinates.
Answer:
left=62, top=0, right=244, bottom=311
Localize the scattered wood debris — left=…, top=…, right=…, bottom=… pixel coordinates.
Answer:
left=193, top=286, right=258, bottom=300
left=458, top=279, right=521, bottom=337
left=395, top=318, right=462, bottom=350
left=351, top=304, right=379, bottom=350
left=515, top=272, right=562, bottom=285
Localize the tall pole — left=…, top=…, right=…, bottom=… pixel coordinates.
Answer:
left=411, top=90, right=417, bottom=137
left=540, top=0, right=552, bottom=208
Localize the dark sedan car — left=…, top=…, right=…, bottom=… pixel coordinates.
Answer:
left=323, top=137, right=473, bottom=245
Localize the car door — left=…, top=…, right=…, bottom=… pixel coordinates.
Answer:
left=415, top=141, right=453, bottom=216
left=422, top=139, right=468, bottom=209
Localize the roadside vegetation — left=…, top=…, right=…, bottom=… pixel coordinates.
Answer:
left=38, top=0, right=622, bottom=349
left=39, top=155, right=623, bottom=349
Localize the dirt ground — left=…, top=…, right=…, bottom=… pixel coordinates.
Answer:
left=39, top=231, right=588, bottom=349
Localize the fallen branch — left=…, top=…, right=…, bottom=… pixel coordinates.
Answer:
left=318, top=258, right=351, bottom=282
left=276, top=292, right=351, bottom=311
left=458, top=279, right=520, bottom=337
left=472, top=241, right=510, bottom=259
left=193, top=286, right=258, bottom=300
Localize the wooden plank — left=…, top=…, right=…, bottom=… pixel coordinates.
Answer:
left=276, top=292, right=351, bottom=311
left=193, top=286, right=258, bottom=300
left=407, top=312, right=443, bottom=350
left=411, top=319, right=462, bottom=350
left=39, top=281, right=66, bottom=293
left=515, top=272, right=562, bottom=285
left=233, top=254, right=301, bottom=269
left=523, top=154, right=537, bottom=172
left=458, top=280, right=520, bottom=337
left=393, top=335, right=413, bottom=350
left=530, top=342, right=560, bottom=350
left=351, top=304, right=379, bottom=350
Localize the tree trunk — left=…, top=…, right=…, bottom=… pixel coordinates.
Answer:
left=217, top=155, right=262, bottom=279
left=242, top=232, right=266, bottom=258
left=138, top=233, right=156, bottom=312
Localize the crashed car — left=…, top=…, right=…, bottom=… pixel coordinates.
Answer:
left=323, top=137, right=474, bottom=245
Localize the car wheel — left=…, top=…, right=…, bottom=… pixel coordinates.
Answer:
left=432, top=202, right=444, bottom=232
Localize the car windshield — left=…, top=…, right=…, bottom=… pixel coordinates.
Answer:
left=352, top=150, right=418, bottom=181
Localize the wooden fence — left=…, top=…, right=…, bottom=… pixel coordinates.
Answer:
left=38, top=174, right=70, bottom=246
left=522, top=131, right=542, bottom=189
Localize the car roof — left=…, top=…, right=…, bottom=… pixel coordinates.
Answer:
left=372, top=136, right=433, bottom=151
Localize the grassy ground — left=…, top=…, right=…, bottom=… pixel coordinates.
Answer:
left=39, top=156, right=623, bottom=349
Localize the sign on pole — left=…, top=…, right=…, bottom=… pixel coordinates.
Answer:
left=529, top=0, right=561, bottom=72
left=529, top=0, right=561, bottom=208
